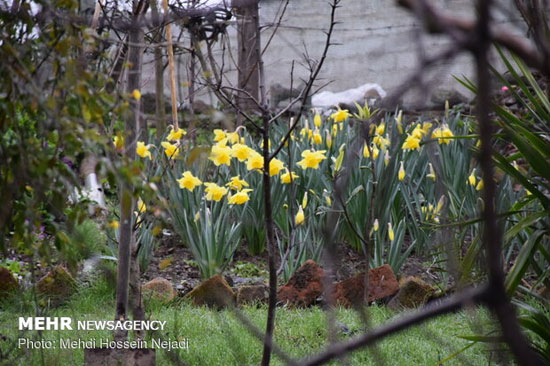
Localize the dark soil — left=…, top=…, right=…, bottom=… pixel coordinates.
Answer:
left=142, top=234, right=443, bottom=296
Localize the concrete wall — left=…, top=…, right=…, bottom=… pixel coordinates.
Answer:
left=140, top=0, right=527, bottom=109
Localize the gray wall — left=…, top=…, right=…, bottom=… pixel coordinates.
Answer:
left=141, top=0, right=527, bottom=109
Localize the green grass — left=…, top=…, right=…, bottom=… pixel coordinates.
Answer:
left=0, top=279, right=492, bottom=366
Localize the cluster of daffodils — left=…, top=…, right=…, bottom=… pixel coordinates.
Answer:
left=208, top=129, right=288, bottom=178
left=421, top=196, right=445, bottom=223
left=133, top=125, right=187, bottom=160
left=177, top=169, right=253, bottom=205
left=401, top=121, right=455, bottom=151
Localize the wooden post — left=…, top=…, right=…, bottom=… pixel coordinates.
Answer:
left=149, top=0, right=167, bottom=139
left=235, top=0, right=260, bottom=117
left=163, top=0, right=179, bottom=129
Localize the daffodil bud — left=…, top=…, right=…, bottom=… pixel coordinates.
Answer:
left=295, top=206, right=305, bottom=226
left=314, top=113, right=322, bottom=128
left=388, top=222, right=394, bottom=241
left=468, top=169, right=476, bottom=186
left=398, top=161, right=405, bottom=181
left=334, top=146, right=345, bottom=172
left=427, top=163, right=436, bottom=181
left=437, top=195, right=445, bottom=213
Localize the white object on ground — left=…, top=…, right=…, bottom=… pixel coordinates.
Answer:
left=312, top=83, right=386, bottom=109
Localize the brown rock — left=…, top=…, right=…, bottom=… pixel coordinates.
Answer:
left=0, top=267, right=19, bottom=295
left=185, top=274, right=235, bottom=309
left=237, top=283, right=269, bottom=305
left=142, top=277, right=177, bottom=303
left=388, top=276, right=435, bottom=310
left=332, top=264, right=399, bottom=307
left=36, top=265, right=76, bottom=306
left=277, top=260, right=325, bottom=307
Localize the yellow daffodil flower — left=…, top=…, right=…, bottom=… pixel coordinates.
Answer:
left=226, top=175, right=249, bottom=191
left=363, top=144, right=371, bottom=158
left=269, top=158, right=285, bottom=176
left=374, top=135, right=390, bottom=150
left=295, top=205, right=305, bottom=225
left=228, top=189, right=253, bottom=205
left=476, top=179, right=484, bottom=191
left=302, top=192, right=308, bottom=209
left=166, top=126, right=186, bottom=141
left=108, top=220, right=120, bottom=229
left=246, top=151, right=264, bottom=171
left=209, top=144, right=232, bottom=166
left=411, top=124, right=425, bottom=139
left=213, top=129, right=226, bottom=142
left=177, top=171, right=202, bottom=192
left=226, top=131, right=240, bottom=144
left=136, top=141, right=152, bottom=159
left=131, top=89, right=141, bottom=100
left=137, top=198, right=146, bottom=214
left=204, top=182, right=228, bottom=201
left=422, top=122, right=433, bottom=135
left=231, top=143, right=253, bottom=162
left=402, top=134, right=421, bottom=151
left=280, top=170, right=299, bottom=184
left=388, top=222, right=395, bottom=241
left=297, top=149, right=327, bottom=170
left=376, top=122, right=385, bottom=136
left=161, top=141, right=180, bottom=159
left=113, top=134, right=125, bottom=151
left=398, top=161, right=405, bottom=181
left=330, top=108, right=350, bottom=123
left=313, top=129, right=322, bottom=145
left=432, top=124, right=454, bottom=144
left=440, top=124, right=454, bottom=143
left=373, top=219, right=379, bottom=232
left=384, top=150, right=390, bottom=166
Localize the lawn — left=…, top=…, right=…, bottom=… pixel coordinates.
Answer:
left=0, top=279, right=492, bottom=366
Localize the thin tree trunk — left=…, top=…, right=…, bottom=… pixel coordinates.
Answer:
left=114, top=16, right=143, bottom=341
left=261, top=111, right=276, bottom=366
left=235, top=0, right=260, bottom=119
